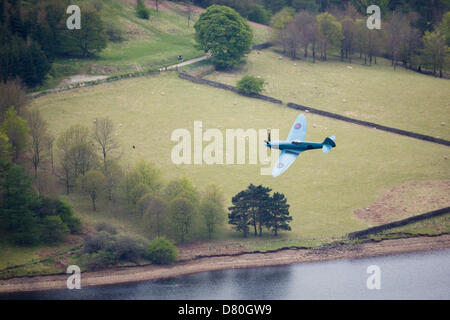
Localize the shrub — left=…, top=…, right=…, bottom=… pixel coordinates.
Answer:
left=95, top=222, right=118, bottom=235
left=83, top=231, right=116, bottom=254
left=237, top=75, right=265, bottom=94
left=146, top=237, right=178, bottom=265
left=136, top=0, right=150, bottom=19
left=40, top=216, right=69, bottom=243
left=115, top=235, right=148, bottom=263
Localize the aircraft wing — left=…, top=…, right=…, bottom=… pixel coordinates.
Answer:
left=272, top=150, right=301, bottom=177
left=287, top=114, right=307, bottom=142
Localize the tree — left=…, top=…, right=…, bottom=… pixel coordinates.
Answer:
left=125, top=160, right=161, bottom=209
left=169, top=194, right=198, bottom=243
left=146, top=237, right=178, bottom=264
left=27, top=110, right=51, bottom=178
left=136, top=0, right=150, bottom=19
left=92, top=117, right=119, bottom=171
left=421, top=29, right=449, bottom=77
left=57, top=124, right=98, bottom=194
left=200, top=184, right=225, bottom=239
left=0, top=107, right=29, bottom=161
left=0, top=132, right=13, bottom=163
left=270, top=7, right=295, bottom=53
left=265, top=192, right=292, bottom=236
left=228, top=184, right=271, bottom=237
left=317, top=12, right=343, bottom=61
left=0, top=79, right=29, bottom=121
left=293, top=11, right=318, bottom=60
left=139, top=193, right=168, bottom=238
left=59, top=7, right=107, bottom=56
left=82, top=170, right=106, bottom=211
left=441, top=11, right=450, bottom=46
left=236, top=75, right=265, bottom=94
left=194, top=5, right=253, bottom=69
left=103, top=159, right=123, bottom=202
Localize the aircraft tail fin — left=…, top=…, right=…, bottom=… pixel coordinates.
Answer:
left=322, top=136, right=336, bottom=154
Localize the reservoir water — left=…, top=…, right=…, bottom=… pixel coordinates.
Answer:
left=2, top=248, right=449, bottom=300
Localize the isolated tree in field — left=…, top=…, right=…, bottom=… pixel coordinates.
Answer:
left=83, top=170, right=106, bottom=211
left=421, top=29, right=449, bottom=77
left=27, top=110, right=51, bottom=178
left=139, top=193, right=168, bottom=238
left=194, top=5, right=253, bottom=69
left=0, top=107, right=29, bottom=161
left=92, top=117, right=119, bottom=171
left=317, top=12, right=343, bottom=61
left=265, top=192, right=292, bottom=236
left=60, top=7, right=107, bottom=56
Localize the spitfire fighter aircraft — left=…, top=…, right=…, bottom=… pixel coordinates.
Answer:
left=265, top=114, right=336, bottom=177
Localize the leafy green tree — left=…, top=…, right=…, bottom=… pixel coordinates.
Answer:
left=0, top=107, right=29, bottom=161
left=125, top=160, right=161, bottom=209
left=136, top=0, right=150, bottom=19
left=237, top=75, right=265, bottom=94
left=0, top=132, right=13, bottom=163
left=82, top=170, right=106, bottom=211
left=265, top=192, right=292, bottom=236
left=103, top=159, right=123, bottom=202
left=228, top=184, right=271, bottom=237
left=317, top=12, right=343, bottom=61
left=40, top=216, right=69, bottom=243
left=194, top=5, right=253, bottom=69
left=139, top=193, right=168, bottom=237
left=146, top=237, right=178, bottom=264
left=92, top=117, right=119, bottom=171
left=421, top=29, right=449, bottom=77
left=270, top=7, right=295, bottom=51
left=169, top=194, right=198, bottom=243
left=200, top=199, right=223, bottom=240
left=441, top=11, right=450, bottom=46
left=59, top=7, right=107, bottom=56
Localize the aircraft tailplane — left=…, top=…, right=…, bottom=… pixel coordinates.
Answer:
left=322, top=136, right=336, bottom=154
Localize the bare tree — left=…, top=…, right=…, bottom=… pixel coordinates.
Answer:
left=27, top=110, right=49, bottom=178
left=92, top=117, right=119, bottom=171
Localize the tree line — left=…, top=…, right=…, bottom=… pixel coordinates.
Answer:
left=186, top=0, right=449, bottom=32
left=271, top=5, right=450, bottom=77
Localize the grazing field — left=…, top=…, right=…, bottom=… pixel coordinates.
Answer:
left=205, top=49, right=450, bottom=139
left=30, top=72, right=450, bottom=242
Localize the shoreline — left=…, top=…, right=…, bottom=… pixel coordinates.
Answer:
left=1, top=234, right=449, bottom=294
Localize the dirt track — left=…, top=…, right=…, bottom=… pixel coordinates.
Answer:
left=1, top=235, right=449, bottom=294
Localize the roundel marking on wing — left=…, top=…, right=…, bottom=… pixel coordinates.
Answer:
left=278, top=163, right=284, bottom=168
left=295, top=123, right=301, bottom=129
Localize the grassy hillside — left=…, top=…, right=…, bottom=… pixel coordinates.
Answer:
left=205, top=49, right=450, bottom=139
left=30, top=72, right=450, bottom=241
left=39, top=0, right=271, bottom=90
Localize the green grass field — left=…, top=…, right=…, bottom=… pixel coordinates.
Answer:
left=30, top=71, right=450, bottom=242
left=205, top=49, right=450, bottom=139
